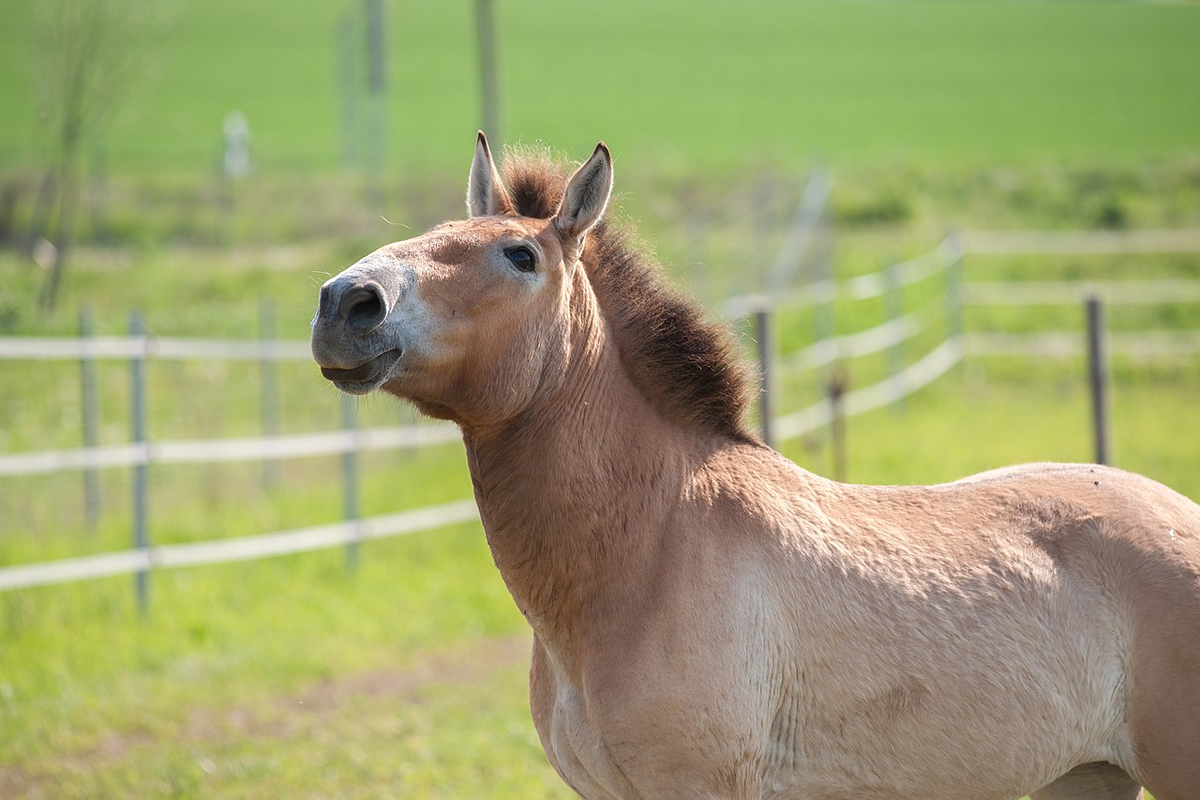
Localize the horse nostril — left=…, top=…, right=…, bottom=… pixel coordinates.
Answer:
left=339, top=282, right=387, bottom=330
left=318, top=282, right=336, bottom=318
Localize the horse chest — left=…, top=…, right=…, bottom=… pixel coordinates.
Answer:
left=540, top=677, right=638, bottom=798
left=530, top=637, right=744, bottom=798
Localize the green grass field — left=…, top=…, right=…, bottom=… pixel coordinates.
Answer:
left=1, top=0, right=1199, bottom=795
left=2, top=0, right=1199, bottom=177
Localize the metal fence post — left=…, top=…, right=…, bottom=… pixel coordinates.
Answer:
left=754, top=305, right=774, bottom=448
left=130, top=311, right=149, bottom=613
left=752, top=180, right=773, bottom=290
left=944, top=232, right=965, bottom=341
left=1086, top=295, right=1112, bottom=465
left=80, top=308, right=100, bottom=531
left=829, top=369, right=848, bottom=483
left=259, top=298, right=280, bottom=488
left=342, top=395, right=360, bottom=572
left=336, top=5, right=360, bottom=168
left=363, top=0, right=387, bottom=204
left=884, top=261, right=904, bottom=413
left=474, top=0, right=502, bottom=144
left=814, top=244, right=835, bottom=349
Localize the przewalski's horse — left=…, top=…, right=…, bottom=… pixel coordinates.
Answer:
left=311, top=134, right=1200, bottom=799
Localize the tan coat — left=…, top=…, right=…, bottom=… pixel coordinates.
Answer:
left=311, top=134, right=1200, bottom=799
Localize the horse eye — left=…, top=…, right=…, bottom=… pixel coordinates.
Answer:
left=505, top=246, right=536, bottom=273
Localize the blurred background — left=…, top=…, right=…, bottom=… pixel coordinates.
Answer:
left=1, top=0, right=1198, bottom=795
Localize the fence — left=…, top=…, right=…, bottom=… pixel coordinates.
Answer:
left=3, top=224, right=1199, bottom=602
left=728, top=233, right=968, bottom=450
left=0, top=317, right=467, bottom=603
left=961, top=228, right=1200, bottom=361
left=733, top=227, right=1200, bottom=460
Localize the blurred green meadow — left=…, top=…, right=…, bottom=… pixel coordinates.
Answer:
left=3, top=0, right=1200, bottom=175
left=1, top=0, right=1198, bottom=796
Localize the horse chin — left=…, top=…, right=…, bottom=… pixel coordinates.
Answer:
left=405, top=394, right=460, bottom=422
left=320, top=349, right=401, bottom=395
left=331, top=379, right=380, bottom=396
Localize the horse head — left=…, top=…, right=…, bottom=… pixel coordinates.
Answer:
left=311, top=133, right=612, bottom=427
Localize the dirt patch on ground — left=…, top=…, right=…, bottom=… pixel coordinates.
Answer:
left=162, top=632, right=534, bottom=747
left=289, top=633, right=531, bottom=716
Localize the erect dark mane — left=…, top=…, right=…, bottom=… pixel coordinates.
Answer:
left=499, top=148, right=758, bottom=443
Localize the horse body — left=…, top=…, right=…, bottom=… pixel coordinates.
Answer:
left=310, top=134, right=1200, bottom=799
left=483, top=404, right=1172, bottom=798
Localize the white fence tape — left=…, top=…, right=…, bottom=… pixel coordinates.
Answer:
left=0, top=500, right=481, bottom=591
left=963, top=228, right=1200, bottom=256
left=774, top=337, right=964, bottom=441
left=964, top=280, right=1200, bottom=306
left=781, top=312, right=927, bottom=374
left=967, top=331, right=1200, bottom=359
left=840, top=236, right=962, bottom=301
left=0, top=336, right=313, bottom=361
left=0, top=423, right=461, bottom=477
left=725, top=236, right=958, bottom=319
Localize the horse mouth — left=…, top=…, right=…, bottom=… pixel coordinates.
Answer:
left=319, top=350, right=401, bottom=394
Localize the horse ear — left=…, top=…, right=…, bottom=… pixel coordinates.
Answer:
left=467, top=131, right=513, bottom=217
left=554, top=143, right=613, bottom=247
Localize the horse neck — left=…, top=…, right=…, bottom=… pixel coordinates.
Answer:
left=461, top=272, right=686, bottom=662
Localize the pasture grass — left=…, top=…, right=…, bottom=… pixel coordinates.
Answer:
left=0, top=519, right=540, bottom=795
left=2, top=0, right=1199, bottom=176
